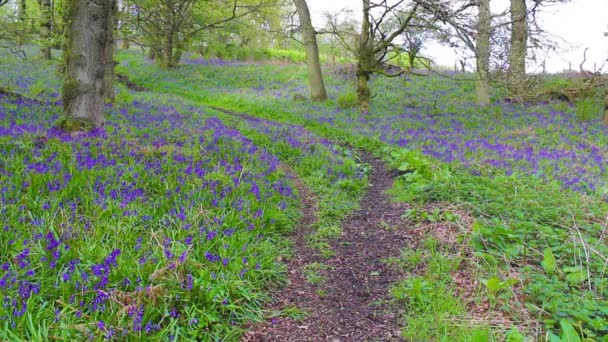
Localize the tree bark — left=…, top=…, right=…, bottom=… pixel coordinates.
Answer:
left=160, top=33, right=175, bottom=69
left=293, top=0, right=327, bottom=101
left=475, top=0, right=491, bottom=106
left=40, top=0, right=52, bottom=59
left=103, top=0, right=117, bottom=102
left=61, top=0, right=113, bottom=131
left=356, top=66, right=371, bottom=113
left=357, top=0, right=372, bottom=113
left=508, top=0, right=527, bottom=90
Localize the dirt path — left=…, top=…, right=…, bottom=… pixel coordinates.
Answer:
left=209, top=106, right=416, bottom=341
left=243, top=153, right=413, bottom=341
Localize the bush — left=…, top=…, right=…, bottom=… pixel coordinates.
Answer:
left=265, top=48, right=307, bottom=63
left=575, top=97, right=603, bottom=121
left=337, top=91, right=358, bottom=109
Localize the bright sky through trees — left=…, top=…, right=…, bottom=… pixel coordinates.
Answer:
left=307, top=0, right=608, bottom=72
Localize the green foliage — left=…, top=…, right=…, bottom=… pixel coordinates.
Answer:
left=55, top=116, right=93, bottom=132
left=265, top=48, right=307, bottom=63
left=302, top=262, right=331, bottom=285
left=388, top=153, right=608, bottom=340
left=89, top=49, right=608, bottom=340
left=390, top=239, right=474, bottom=341
left=384, top=147, right=432, bottom=182
left=337, top=91, right=358, bottom=109
left=542, top=248, right=557, bottom=275
left=575, top=97, right=603, bottom=122
left=402, top=207, right=459, bottom=224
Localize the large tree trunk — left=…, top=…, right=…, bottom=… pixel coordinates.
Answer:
left=61, top=0, right=113, bottom=131
left=103, top=0, right=117, bottom=102
left=293, top=0, right=327, bottom=101
left=508, top=0, right=527, bottom=95
left=40, top=0, right=52, bottom=59
left=475, top=0, right=491, bottom=106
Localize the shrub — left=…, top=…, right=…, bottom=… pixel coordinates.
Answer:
left=337, top=91, right=358, bottom=109
left=575, top=97, right=603, bottom=121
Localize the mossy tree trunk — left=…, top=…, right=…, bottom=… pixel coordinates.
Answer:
left=356, top=66, right=371, bottom=113
left=160, top=32, right=176, bottom=69
left=475, top=0, right=491, bottom=106
left=40, top=0, right=52, bottom=59
left=103, top=0, right=117, bottom=102
left=293, top=0, right=327, bottom=101
left=356, top=0, right=372, bottom=113
left=61, top=0, right=113, bottom=131
left=508, top=0, right=527, bottom=96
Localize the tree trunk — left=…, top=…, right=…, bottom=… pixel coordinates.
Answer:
left=293, top=0, right=327, bottom=101
left=475, top=0, right=491, bottom=106
left=40, top=0, right=52, bottom=59
left=357, top=0, right=372, bottom=113
left=356, top=66, right=370, bottom=113
left=603, top=94, right=608, bottom=125
left=103, top=0, right=117, bottom=102
left=61, top=0, right=113, bottom=131
left=508, top=0, right=527, bottom=93
left=160, top=33, right=174, bottom=69
left=148, top=48, right=156, bottom=60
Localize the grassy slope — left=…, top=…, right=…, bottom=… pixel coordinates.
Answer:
left=0, top=49, right=366, bottom=340
left=117, top=51, right=608, bottom=341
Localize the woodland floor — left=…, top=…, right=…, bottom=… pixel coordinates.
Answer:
left=243, top=153, right=411, bottom=342
left=213, top=108, right=411, bottom=341
left=114, top=80, right=522, bottom=340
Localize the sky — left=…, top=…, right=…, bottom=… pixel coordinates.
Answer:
left=306, top=0, right=608, bottom=73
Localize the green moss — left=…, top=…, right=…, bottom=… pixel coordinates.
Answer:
left=62, top=76, right=79, bottom=105
left=55, top=117, right=93, bottom=132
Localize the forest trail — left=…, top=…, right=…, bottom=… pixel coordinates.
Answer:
left=212, top=107, right=413, bottom=341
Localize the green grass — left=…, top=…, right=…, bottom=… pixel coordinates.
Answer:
left=6, top=46, right=605, bottom=340
left=386, top=147, right=608, bottom=340
left=389, top=236, right=473, bottom=341
left=0, top=48, right=367, bottom=340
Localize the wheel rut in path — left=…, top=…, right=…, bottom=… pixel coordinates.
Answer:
left=211, top=107, right=413, bottom=341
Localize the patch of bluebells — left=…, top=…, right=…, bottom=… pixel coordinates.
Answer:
left=158, top=58, right=608, bottom=196
left=304, top=98, right=608, bottom=195
left=241, top=115, right=367, bottom=185
left=124, top=51, right=608, bottom=195
left=0, top=91, right=300, bottom=338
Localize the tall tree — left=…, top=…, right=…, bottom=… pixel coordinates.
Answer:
left=39, top=0, right=52, bottom=59
left=128, top=0, right=278, bottom=68
left=475, top=0, right=491, bottom=105
left=103, top=0, right=117, bottom=101
left=508, top=0, right=526, bottom=90
left=354, top=0, right=420, bottom=112
left=61, top=0, right=113, bottom=130
left=293, top=0, right=327, bottom=101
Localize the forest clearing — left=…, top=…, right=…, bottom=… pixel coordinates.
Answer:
left=1, top=0, right=607, bottom=340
